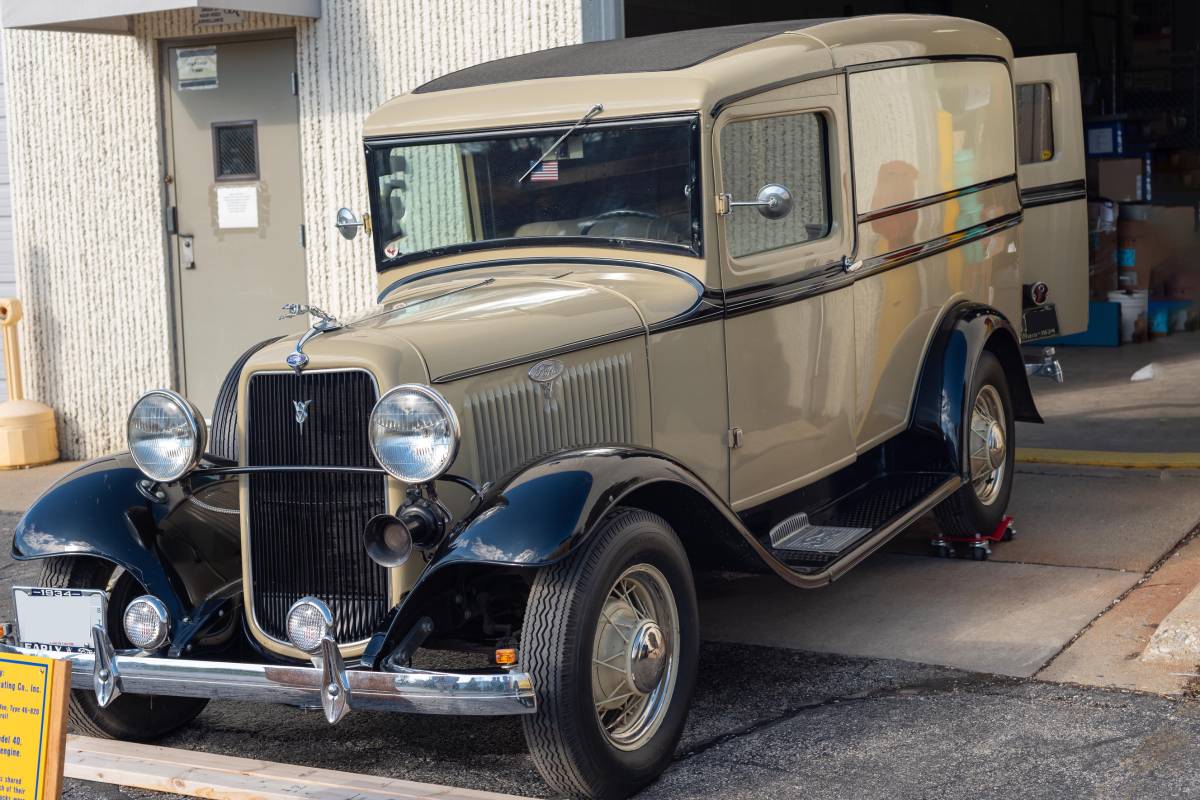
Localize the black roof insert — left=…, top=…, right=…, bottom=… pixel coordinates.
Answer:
left=414, top=18, right=838, bottom=94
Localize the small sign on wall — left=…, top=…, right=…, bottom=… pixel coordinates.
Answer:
left=197, top=8, right=245, bottom=26
left=177, top=47, right=218, bottom=91
left=217, top=185, right=260, bottom=229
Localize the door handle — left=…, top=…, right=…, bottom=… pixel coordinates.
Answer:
left=180, top=235, right=196, bottom=270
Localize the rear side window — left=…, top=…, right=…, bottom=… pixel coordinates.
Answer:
left=848, top=61, right=1015, bottom=217
left=1017, top=83, right=1055, bottom=164
left=720, top=113, right=831, bottom=258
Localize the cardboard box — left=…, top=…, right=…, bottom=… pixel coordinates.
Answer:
left=1116, top=205, right=1197, bottom=290
left=1088, top=158, right=1144, bottom=202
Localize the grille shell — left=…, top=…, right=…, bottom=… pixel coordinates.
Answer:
left=244, top=369, right=389, bottom=647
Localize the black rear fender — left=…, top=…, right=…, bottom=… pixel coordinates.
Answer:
left=908, top=302, right=1041, bottom=476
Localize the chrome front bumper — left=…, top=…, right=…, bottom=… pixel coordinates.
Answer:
left=0, top=626, right=536, bottom=721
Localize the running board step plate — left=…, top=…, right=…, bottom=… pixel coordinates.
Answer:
left=769, top=514, right=871, bottom=563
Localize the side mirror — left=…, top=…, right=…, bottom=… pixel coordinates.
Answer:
left=722, top=183, right=794, bottom=220
left=335, top=208, right=365, bottom=240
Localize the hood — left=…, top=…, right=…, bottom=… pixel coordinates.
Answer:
left=249, top=264, right=707, bottom=383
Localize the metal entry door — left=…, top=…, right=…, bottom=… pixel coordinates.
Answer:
left=164, top=37, right=307, bottom=415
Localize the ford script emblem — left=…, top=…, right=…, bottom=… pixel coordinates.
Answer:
left=528, top=359, right=565, bottom=384
left=286, top=351, right=309, bottom=373
left=528, top=359, right=565, bottom=414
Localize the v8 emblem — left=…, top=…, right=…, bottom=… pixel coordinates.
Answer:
left=293, top=399, right=313, bottom=431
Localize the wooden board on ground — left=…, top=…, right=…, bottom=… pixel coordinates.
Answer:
left=64, top=735, right=532, bottom=800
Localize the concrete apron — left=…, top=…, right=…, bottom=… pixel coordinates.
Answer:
left=701, top=465, right=1200, bottom=684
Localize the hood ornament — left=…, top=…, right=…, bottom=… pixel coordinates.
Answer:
left=528, top=359, right=565, bottom=414
left=279, top=304, right=343, bottom=374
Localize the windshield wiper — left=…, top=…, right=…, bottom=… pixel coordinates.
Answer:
left=518, top=103, right=604, bottom=183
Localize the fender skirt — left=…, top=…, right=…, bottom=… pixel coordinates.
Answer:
left=10, top=454, right=243, bottom=655
left=908, top=303, right=1042, bottom=476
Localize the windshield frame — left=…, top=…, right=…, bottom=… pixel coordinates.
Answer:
left=363, top=113, right=704, bottom=271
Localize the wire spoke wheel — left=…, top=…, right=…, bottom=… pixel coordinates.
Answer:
left=591, top=564, right=680, bottom=751
left=968, top=384, right=1007, bottom=505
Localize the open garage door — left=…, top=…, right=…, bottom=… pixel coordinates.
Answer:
left=1015, top=53, right=1089, bottom=338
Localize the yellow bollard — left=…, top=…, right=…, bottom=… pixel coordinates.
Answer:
left=0, top=298, right=59, bottom=468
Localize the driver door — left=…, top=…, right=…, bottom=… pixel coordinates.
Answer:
left=715, top=77, right=857, bottom=510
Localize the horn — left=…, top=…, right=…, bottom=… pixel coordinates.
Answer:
left=363, top=514, right=414, bottom=568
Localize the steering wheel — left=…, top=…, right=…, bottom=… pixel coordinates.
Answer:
left=578, top=209, right=659, bottom=235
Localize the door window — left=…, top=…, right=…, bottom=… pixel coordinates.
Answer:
left=212, top=120, right=260, bottom=181
left=720, top=113, right=831, bottom=258
left=1016, top=83, right=1055, bottom=164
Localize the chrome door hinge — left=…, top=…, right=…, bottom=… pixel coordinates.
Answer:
left=727, top=427, right=743, bottom=449
left=290, top=71, right=299, bottom=96
left=715, top=193, right=731, bottom=216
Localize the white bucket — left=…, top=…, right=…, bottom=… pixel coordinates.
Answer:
left=1108, top=289, right=1149, bottom=343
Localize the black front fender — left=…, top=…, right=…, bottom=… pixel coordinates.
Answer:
left=11, top=454, right=242, bottom=650
left=362, top=446, right=794, bottom=668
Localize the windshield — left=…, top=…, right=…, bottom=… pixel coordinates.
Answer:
left=366, top=116, right=701, bottom=267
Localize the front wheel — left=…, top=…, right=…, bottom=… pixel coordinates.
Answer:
left=38, top=556, right=209, bottom=741
left=935, top=350, right=1015, bottom=537
left=521, top=509, right=698, bottom=799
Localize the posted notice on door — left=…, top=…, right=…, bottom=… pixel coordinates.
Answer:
left=0, top=653, right=69, bottom=800
left=217, top=186, right=259, bottom=229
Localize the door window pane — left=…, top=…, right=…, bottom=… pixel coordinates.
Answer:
left=720, top=113, right=830, bottom=258
left=213, top=121, right=259, bottom=181
left=1017, top=83, right=1055, bottom=164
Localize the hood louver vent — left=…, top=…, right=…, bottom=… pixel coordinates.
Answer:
left=467, top=353, right=635, bottom=483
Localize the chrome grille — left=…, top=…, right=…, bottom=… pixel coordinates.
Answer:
left=468, top=353, right=635, bottom=482
left=245, top=370, right=389, bottom=646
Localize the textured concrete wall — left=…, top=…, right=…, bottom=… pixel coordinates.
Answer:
left=3, top=1, right=582, bottom=457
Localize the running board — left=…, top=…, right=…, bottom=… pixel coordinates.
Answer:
left=768, top=472, right=961, bottom=577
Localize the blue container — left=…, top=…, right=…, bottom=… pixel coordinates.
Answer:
left=1148, top=301, right=1171, bottom=335
left=1039, top=301, right=1122, bottom=347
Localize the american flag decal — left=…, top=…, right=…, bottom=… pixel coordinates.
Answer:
left=529, top=160, right=559, bottom=182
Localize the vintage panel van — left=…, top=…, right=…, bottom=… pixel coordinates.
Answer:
left=6, top=15, right=1085, bottom=799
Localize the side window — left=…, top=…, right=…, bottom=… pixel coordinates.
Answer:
left=1017, top=83, right=1054, bottom=164
left=720, top=113, right=831, bottom=259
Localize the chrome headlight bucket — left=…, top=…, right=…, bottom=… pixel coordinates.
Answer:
left=127, top=389, right=207, bottom=483
left=369, top=384, right=461, bottom=484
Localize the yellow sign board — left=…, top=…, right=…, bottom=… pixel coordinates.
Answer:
left=0, top=653, right=69, bottom=800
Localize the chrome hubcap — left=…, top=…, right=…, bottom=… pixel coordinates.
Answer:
left=969, top=384, right=1007, bottom=505
left=592, top=564, right=679, bottom=751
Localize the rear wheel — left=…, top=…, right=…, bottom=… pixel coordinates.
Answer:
left=935, top=351, right=1015, bottom=538
left=521, top=509, right=698, bottom=799
left=38, top=556, right=208, bottom=741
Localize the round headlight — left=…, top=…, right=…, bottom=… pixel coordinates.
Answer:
left=127, top=390, right=207, bottom=483
left=122, top=595, right=170, bottom=651
left=286, top=596, right=333, bottom=654
left=369, top=384, right=460, bottom=484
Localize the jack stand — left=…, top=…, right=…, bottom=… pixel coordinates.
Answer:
left=1025, top=347, right=1064, bottom=383
left=931, top=515, right=1016, bottom=561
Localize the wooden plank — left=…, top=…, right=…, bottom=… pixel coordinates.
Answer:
left=42, top=659, right=72, bottom=800
left=1017, top=447, right=1200, bottom=470
left=64, top=735, right=532, bottom=800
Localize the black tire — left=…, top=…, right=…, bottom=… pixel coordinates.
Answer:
left=520, top=509, right=698, bottom=800
left=935, top=351, right=1015, bottom=538
left=39, top=556, right=209, bottom=741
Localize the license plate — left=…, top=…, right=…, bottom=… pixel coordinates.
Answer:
left=12, top=587, right=108, bottom=653
left=1022, top=304, right=1060, bottom=340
